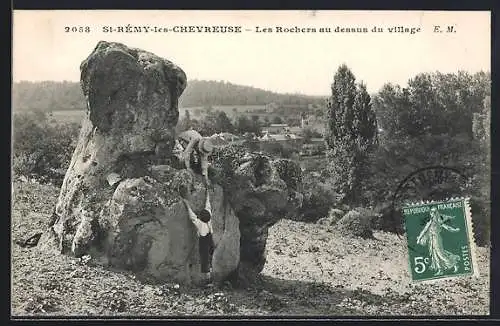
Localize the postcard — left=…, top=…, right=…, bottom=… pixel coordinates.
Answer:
left=11, top=10, right=491, bottom=317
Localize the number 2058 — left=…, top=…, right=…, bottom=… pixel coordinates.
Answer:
left=65, top=26, right=91, bottom=33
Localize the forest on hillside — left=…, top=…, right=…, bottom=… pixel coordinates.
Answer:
left=178, top=80, right=325, bottom=107
left=12, top=80, right=325, bottom=112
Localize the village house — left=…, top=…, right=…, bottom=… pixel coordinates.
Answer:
left=300, top=137, right=326, bottom=156
left=210, top=132, right=245, bottom=147
left=264, top=123, right=290, bottom=134
left=288, top=126, right=303, bottom=135
left=258, top=130, right=304, bottom=152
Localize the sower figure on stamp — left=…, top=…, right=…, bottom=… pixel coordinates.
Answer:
left=417, top=207, right=461, bottom=276
left=180, top=186, right=216, bottom=286
left=173, top=129, right=214, bottom=185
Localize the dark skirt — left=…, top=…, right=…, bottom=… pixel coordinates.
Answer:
left=199, top=233, right=215, bottom=273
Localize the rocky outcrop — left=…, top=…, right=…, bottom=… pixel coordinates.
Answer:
left=38, top=41, right=302, bottom=286
left=39, top=40, right=186, bottom=253
left=98, top=170, right=240, bottom=284
left=209, top=147, right=303, bottom=282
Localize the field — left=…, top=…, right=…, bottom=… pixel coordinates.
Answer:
left=11, top=181, right=490, bottom=317
left=48, top=106, right=282, bottom=124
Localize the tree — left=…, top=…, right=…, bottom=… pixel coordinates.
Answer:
left=177, top=110, right=201, bottom=133
left=215, top=111, right=235, bottom=133
left=366, top=71, right=491, bottom=244
left=250, top=115, right=262, bottom=135
left=235, top=116, right=252, bottom=135
left=371, top=83, right=410, bottom=144
left=325, top=65, right=378, bottom=204
left=473, top=95, right=491, bottom=143
left=199, top=110, right=234, bottom=136
left=353, top=83, right=378, bottom=149
left=13, top=112, right=80, bottom=185
left=302, top=128, right=322, bottom=144
left=373, top=71, right=490, bottom=146
left=326, top=64, right=357, bottom=149
left=314, top=108, right=325, bottom=118
left=285, top=116, right=300, bottom=127
left=236, top=115, right=262, bottom=135
left=272, top=116, right=284, bottom=124
left=178, top=110, right=191, bottom=129
left=205, top=106, right=214, bottom=114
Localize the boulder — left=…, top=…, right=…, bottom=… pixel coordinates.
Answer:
left=38, top=41, right=303, bottom=286
left=208, top=146, right=303, bottom=282
left=40, top=40, right=186, bottom=254
left=97, top=174, right=240, bottom=284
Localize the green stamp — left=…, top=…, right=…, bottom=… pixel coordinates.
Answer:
left=403, top=198, right=479, bottom=282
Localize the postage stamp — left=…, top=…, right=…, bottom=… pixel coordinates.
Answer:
left=403, top=197, right=479, bottom=282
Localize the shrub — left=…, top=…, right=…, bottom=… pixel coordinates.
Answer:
left=12, top=112, right=80, bottom=186
left=336, top=207, right=376, bottom=239
left=272, top=158, right=302, bottom=191
left=300, top=156, right=328, bottom=174
left=317, top=207, right=345, bottom=226
left=298, top=172, right=341, bottom=222
left=261, top=142, right=296, bottom=159
left=371, top=205, right=405, bottom=234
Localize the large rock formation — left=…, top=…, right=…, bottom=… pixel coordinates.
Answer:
left=38, top=41, right=303, bottom=286
left=209, top=147, right=303, bottom=283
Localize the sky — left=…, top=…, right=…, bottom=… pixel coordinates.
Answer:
left=12, top=10, right=490, bottom=96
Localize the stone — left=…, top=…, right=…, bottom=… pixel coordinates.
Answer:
left=98, top=175, right=240, bottom=284
left=38, top=41, right=303, bottom=286
left=40, top=40, right=187, bottom=257
left=210, top=146, right=303, bottom=281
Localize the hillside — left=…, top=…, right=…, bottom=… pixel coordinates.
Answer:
left=12, top=181, right=489, bottom=316
left=179, top=80, right=325, bottom=107
left=12, top=80, right=326, bottom=112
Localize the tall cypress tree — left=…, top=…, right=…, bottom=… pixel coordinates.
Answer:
left=353, top=82, right=378, bottom=150
left=326, top=65, right=357, bottom=149
left=325, top=65, right=378, bottom=204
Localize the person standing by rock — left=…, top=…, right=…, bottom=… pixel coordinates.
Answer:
left=174, top=130, right=214, bottom=185
left=181, top=187, right=215, bottom=286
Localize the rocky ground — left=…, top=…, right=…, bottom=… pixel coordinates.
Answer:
left=11, top=181, right=490, bottom=316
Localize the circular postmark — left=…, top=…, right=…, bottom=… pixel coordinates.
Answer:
left=388, top=166, right=471, bottom=238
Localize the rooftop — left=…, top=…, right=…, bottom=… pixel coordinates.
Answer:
left=260, top=133, right=303, bottom=141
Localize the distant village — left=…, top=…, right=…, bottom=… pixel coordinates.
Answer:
left=181, top=102, right=327, bottom=157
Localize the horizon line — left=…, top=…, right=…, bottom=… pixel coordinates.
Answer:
left=12, top=67, right=491, bottom=98
left=12, top=78, right=331, bottom=98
